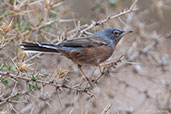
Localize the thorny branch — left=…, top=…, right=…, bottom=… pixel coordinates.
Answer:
left=80, top=0, right=138, bottom=34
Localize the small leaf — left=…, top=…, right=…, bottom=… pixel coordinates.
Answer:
left=8, top=65, right=13, bottom=71
left=0, top=64, right=5, bottom=71
left=28, top=84, right=33, bottom=91
left=31, top=73, right=39, bottom=81
left=28, top=84, right=35, bottom=91
left=31, top=75, right=37, bottom=81
left=35, top=82, right=39, bottom=88
left=1, top=78, right=9, bottom=86
left=32, top=84, right=36, bottom=89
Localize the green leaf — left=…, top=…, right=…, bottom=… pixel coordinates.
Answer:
left=29, top=74, right=40, bottom=91
left=28, top=84, right=35, bottom=91
left=28, top=83, right=39, bottom=91
left=0, top=78, right=9, bottom=86
left=0, top=64, right=5, bottom=71
left=8, top=65, right=13, bottom=71
left=31, top=74, right=39, bottom=81
left=28, top=84, right=33, bottom=91
left=35, top=82, right=39, bottom=88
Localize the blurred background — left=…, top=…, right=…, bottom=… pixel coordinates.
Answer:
left=0, top=0, right=171, bottom=114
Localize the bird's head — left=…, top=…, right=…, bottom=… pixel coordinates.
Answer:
left=91, top=28, right=132, bottom=46
left=103, top=28, right=132, bottom=43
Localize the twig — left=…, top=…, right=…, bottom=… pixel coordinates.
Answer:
left=0, top=71, right=93, bottom=105
left=101, top=104, right=112, bottom=114
left=80, top=0, right=138, bottom=34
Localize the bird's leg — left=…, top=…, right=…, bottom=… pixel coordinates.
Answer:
left=99, top=61, right=117, bottom=67
left=78, top=65, right=92, bottom=87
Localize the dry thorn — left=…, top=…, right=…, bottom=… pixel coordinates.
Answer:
left=57, top=70, right=68, bottom=78
left=101, top=104, right=112, bottom=114
left=0, top=19, right=13, bottom=36
left=17, top=63, right=29, bottom=72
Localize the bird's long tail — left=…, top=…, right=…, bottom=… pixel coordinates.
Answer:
left=20, top=42, right=60, bottom=53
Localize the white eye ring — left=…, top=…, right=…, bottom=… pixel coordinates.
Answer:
left=113, top=31, right=119, bottom=36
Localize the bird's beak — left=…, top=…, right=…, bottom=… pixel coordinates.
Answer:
left=120, top=30, right=133, bottom=37
left=122, top=30, right=133, bottom=34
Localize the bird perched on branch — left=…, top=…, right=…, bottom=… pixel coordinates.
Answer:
left=21, top=28, right=132, bottom=86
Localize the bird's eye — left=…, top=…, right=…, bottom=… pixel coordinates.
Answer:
left=113, top=31, right=119, bottom=36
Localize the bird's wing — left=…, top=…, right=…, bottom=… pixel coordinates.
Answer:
left=58, top=38, right=108, bottom=48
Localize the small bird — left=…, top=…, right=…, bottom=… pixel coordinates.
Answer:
left=21, top=28, right=132, bottom=86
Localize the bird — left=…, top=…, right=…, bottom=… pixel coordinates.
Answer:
left=20, top=28, right=132, bottom=86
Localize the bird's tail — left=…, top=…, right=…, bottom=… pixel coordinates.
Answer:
left=20, top=42, right=60, bottom=53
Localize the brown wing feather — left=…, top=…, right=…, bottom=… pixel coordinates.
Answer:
left=58, top=38, right=108, bottom=48
left=70, top=46, right=114, bottom=65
